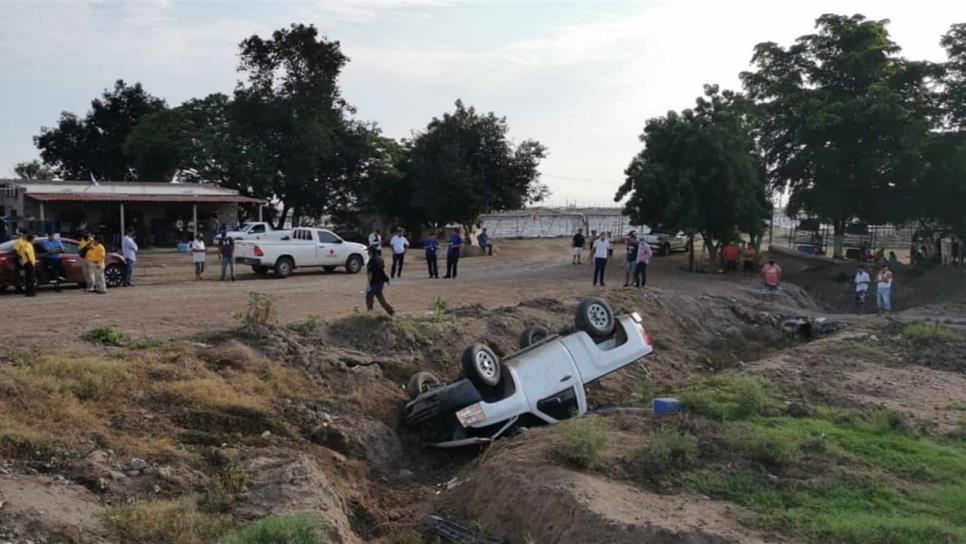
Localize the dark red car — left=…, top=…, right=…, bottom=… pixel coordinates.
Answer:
left=0, top=237, right=125, bottom=292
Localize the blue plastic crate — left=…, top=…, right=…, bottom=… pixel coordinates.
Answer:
left=653, top=397, right=683, bottom=414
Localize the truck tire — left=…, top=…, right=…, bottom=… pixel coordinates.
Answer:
left=406, top=371, right=441, bottom=400
left=104, top=263, right=124, bottom=288
left=274, top=257, right=294, bottom=278
left=345, top=254, right=364, bottom=274
left=461, top=344, right=501, bottom=388
left=519, top=325, right=550, bottom=349
left=575, top=298, right=615, bottom=339
left=252, top=265, right=269, bottom=274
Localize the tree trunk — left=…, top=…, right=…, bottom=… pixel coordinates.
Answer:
left=688, top=234, right=695, bottom=272
left=833, top=220, right=845, bottom=259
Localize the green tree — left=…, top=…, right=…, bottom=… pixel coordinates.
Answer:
left=13, top=160, right=56, bottom=180
left=400, top=100, right=548, bottom=232
left=941, top=23, right=966, bottom=129
left=34, top=80, right=166, bottom=180
left=615, top=85, right=771, bottom=270
left=741, top=14, right=936, bottom=257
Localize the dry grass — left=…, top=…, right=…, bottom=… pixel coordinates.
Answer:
left=104, top=498, right=233, bottom=544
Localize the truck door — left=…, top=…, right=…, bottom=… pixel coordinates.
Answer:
left=316, top=230, right=342, bottom=265
left=510, top=342, right=584, bottom=423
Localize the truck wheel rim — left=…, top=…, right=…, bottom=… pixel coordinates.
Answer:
left=476, top=351, right=497, bottom=378
left=105, top=266, right=121, bottom=286
left=587, top=303, right=610, bottom=329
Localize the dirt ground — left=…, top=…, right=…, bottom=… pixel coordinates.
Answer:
left=0, top=239, right=788, bottom=352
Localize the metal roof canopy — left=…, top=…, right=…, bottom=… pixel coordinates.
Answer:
left=2, top=180, right=264, bottom=205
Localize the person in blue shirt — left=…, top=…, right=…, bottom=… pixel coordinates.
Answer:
left=444, top=228, right=463, bottom=279
left=41, top=232, right=67, bottom=286
left=477, top=228, right=492, bottom=256
left=424, top=232, right=440, bottom=279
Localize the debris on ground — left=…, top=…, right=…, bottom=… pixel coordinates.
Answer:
left=425, top=515, right=509, bottom=544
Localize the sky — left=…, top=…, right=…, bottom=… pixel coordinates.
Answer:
left=2, top=0, right=965, bottom=207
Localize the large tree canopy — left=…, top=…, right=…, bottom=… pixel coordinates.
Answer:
left=741, top=14, right=935, bottom=257
left=615, top=85, right=771, bottom=268
left=396, top=100, right=547, bottom=229
left=35, top=80, right=166, bottom=180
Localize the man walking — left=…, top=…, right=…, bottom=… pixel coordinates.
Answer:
left=876, top=263, right=893, bottom=314
left=121, top=227, right=138, bottom=286
left=623, top=231, right=639, bottom=287
left=366, top=246, right=395, bottom=315
left=854, top=264, right=870, bottom=310
left=84, top=235, right=108, bottom=294
left=592, top=232, right=609, bottom=287
left=635, top=237, right=653, bottom=288
left=17, top=233, right=37, bottom=297
left=761, top=258, right=782, bottom=295
left=218, top=232, right=235, bottom=281
left=390, top=228, right=409, bottom=278
left=477, top=228, right=492, bottom=256
left=445, top=228, right=462, bottom=279
left=424, top=232, right=440, bottom=279
left=42, top=232, right=67, bottom=288
left=368, top=228, right=382, bottom=256
left=572, top=229, right=585, bottom=264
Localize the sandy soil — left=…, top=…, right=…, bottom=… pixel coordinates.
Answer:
left=0, top=239, right=778, bottom=353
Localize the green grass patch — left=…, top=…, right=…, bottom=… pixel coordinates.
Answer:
left=635, top=426, right=698, bottom=477
left=831, top=343, right=891, bottom=362
left=219, top=515, right=327, bottom=544
left=550, top=416, right=610, bottom=470
left=677, top=374, right=772, bottom=421
left=82, top=326, right=127, bottom=346
left=902, top=322, right=963, bottom=345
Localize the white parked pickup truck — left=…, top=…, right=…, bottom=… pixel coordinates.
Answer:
left=224, top=222, right=286, bottom=241
left=235, top=227, right=369, bottom=278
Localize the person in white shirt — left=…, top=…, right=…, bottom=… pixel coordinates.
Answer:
left=853, top=264, right=870, bottom=309
left=368, top=229, right=382, bottom=256
left=389, top=228, right=409, bottom=279
left=190, top=235, right=206, bottom=280
left=121, top=227, right=138, bottom=287
left=592, top=232, right=609, bottom=286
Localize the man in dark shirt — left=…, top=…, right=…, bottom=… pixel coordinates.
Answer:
left=572, top=229, right=585, bottom=264
left=444, top=228, right=462, bottom=279
left=218, top=232, right=235, bottom=281
left=477, top=228, right=492, bottom=256
left=366, top=246, right=395, bottom=315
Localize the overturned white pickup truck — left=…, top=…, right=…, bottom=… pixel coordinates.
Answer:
left=403, top=298, right=654, bottom=448
left=235, top=227, right=369, bottom=278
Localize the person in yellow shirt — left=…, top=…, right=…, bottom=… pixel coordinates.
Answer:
left=83, top=234, right=107, bottom=294
left=12, top=232, right=28, bottom=293
left=16, top=233, right=37, bottom=297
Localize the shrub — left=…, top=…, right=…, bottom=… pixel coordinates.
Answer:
left=551, top=417, right=610, bottom=470
left=82, top=326, right=126, bottom=346
left=724, top=424, right=800, bottom=469
left=634, top=372, right=654, bottom=405
left=237, top=292, right=279, bottom=334
left=201, top=464, right=249, bottom=513
left=873, top=408, right=908, bottom=432
left=902, top=322, right=962, bottom=345
left=105, top=498, right=231, bottom=544
left=678, top=375, right=770, bottom=421
left=219, top=515, right=327, bottom=544
left=285, top=316, right=321, bottom=335
left=636, top=427, right=698, bottom=476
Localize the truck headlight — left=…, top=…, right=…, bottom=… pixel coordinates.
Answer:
left=456, top=403, right=485, bottom=427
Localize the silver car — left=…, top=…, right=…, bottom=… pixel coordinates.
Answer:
left=403, top=298, right=654, bottom=448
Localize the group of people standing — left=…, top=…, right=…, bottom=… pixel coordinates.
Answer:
left=187, top=231, right=237, bottom=282
left=571, top=229, right=653, bottom=288
left=853, top=262, right=894, bottom=313
left=10, top=230, right=117, bottom=297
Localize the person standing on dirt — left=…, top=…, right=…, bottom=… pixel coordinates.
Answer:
left=366, top=246, right=395, bottom=315
left=17, top=233, right=37, bottom=297
left=635, top=237, right=652, bottom=288
left=368, top=228, right=382, bottom=256
left=85, top=235, right=107, bottom=294
left=876, top=263, right=893, bottom=313
left=191, top=234, right=206, bottom=280
left=587, top=230, right=597, bottom=264
left=445, top=228, right=462, bottom=279
left=606, top=231, right=614, bottom=258
left=742, top=243, right=757, bottom=272
left=218, top=232, right=235, bottom=282
left=390, top=228, right=409, bottom=279
left=42, top=231, right=67, bottom=287
left=592, top=232, right=609, bottom=287
left=121, top=227, right=138, bottom=287
left=424, top=232, right=440, bottom=279
left=623, top=231, right=639, bottom=287
left=723, top=241, right=740, bottom=272
left=761, top=259, right=782, bottom=295
left=854, top=264, right=871, bottom=309
left=477, top=228, right=492, bottom=256
left=572, top=229, right=585, bottom=264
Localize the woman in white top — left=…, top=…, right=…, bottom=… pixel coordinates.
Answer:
left=876, top=264, right=893, bottom=313
left=191, top=235, right=206, bottom=280
left=592, top=233, right=609, bottom=287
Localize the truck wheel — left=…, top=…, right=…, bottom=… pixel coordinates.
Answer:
left=519, top=325, right=550, bottom=349
left=104, top=264, right=123, bottom=288
left=345, top=254, right=363, bottom=274
left=575, top=298, right=615, bottom=339
left=662, top=243, right=671, bottom=256
left=252, top=265, right=269, bottom=274
left=274, top=257, right=294, bottom=278
left=406, top=371, right=441, bottom=400
left=461, top=344, right=501, bottom=387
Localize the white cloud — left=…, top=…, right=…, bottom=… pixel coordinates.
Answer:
left=309, top=0, right=466, bottom=23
